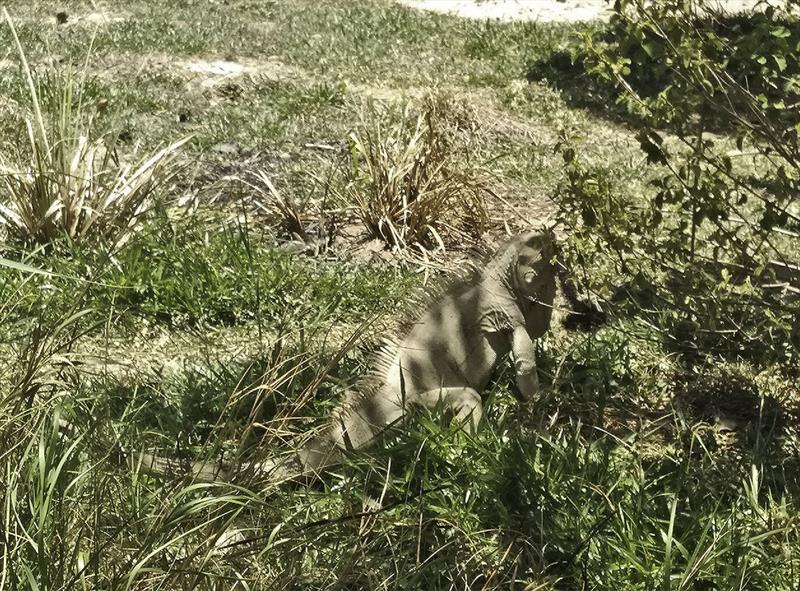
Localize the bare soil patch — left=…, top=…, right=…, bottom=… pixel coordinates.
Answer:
left=396, top=0, right=762, bottom=22
left=53, top=10, right=128, bottom=26
left=181, top=57, right=308, bottom=88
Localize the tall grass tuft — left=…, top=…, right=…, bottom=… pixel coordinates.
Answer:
left=0, top=10, right=188, bottom=246
left=336, top=96, right=489, bottom=251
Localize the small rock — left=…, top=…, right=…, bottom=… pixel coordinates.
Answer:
left=55, top=11, right=68, bottom=24
left=214, top=528, right=246, bottom=553
left=339, top=222, right=364, bottom=241
left=211, top=142, right=241, bottom=156
left=277, top=240, right=311, bottom=255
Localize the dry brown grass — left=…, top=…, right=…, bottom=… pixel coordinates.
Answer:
left=334, top=96, right=489, bottom=251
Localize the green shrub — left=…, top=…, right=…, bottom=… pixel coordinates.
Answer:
left=554, top=0, right=800, bottom=366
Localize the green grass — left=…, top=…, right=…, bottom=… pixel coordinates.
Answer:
left=0, top=213, right=416, bottom=332
left=0, top=0, right=799, bottom=589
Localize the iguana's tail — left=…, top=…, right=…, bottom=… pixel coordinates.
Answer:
left=134, top=448, right=310, bottom=484
left=135, top=451, right=231, bottom=482
left=133, top=421, right=353, bottom=483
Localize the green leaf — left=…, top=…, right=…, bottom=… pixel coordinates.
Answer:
left=636, top=129, right=668, bottom=165
left=642, top=40, right=659, bottom=58
left=581, top=205, right=597, bottom=227
left=0, top=256, right=52, bottom=277
left=770, top=26, right=790, bottom=38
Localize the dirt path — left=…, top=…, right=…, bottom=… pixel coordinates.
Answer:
left=396, top=0, right=762, bottom=22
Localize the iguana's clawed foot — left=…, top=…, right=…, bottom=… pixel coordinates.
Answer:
left=515, top=369, right=540, bottom=402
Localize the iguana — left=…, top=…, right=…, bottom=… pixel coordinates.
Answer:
left=139, top=229, right=558, bottom=482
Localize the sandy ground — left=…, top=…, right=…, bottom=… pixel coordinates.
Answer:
left=396, top=0, right=764, bottom=22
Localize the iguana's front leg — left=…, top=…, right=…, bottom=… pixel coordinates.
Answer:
left=512, top=325, right=539, bottom=401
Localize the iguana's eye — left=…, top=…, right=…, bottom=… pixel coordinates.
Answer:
left=518, top=249, right=543, bottom=266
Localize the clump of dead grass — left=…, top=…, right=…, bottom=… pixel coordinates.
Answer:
left=0, top=10, right=188, bottom=246
left=334, top=95, right=489, bottom=251
left=236, top=169, right=314, bottom=242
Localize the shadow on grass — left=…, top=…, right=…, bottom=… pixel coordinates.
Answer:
left=73, top=338, right=339, bottom=467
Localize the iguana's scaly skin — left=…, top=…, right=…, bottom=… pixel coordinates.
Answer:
left=139, top=230, right=557, bottom=482
left=280, top=229, right=557, bottom=479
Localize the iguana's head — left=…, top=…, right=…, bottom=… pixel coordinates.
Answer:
left=512, top=229, right=557, bottom=299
